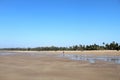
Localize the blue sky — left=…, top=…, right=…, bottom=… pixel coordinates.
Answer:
left=0, top=0, right=120, bottom=48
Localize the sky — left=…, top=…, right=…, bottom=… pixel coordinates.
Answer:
left=0, top=0, right=120, bottom=48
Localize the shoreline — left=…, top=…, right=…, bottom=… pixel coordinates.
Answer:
left=1, top=50, right=120, bottom=56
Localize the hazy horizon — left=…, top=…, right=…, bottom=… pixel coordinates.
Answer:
left=0, top=0, right=120, bottom=48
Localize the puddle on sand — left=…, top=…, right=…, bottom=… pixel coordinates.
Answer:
left=0, top=52, right=16, bottom=56
left=0, top=52, right=45, bottom=57
left=0, top=52, right=58, bottom=57
left=59, top=53, right=120, bottom=64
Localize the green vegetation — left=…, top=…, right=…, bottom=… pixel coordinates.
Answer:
left=0, top=41, right=120, bottom=51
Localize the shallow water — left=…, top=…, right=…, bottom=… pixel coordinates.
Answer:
left=0, top=52, right=16, bottom=56
left=0, top=52, right=120, bottom=64
left=59, top=53, right=120, bottom=64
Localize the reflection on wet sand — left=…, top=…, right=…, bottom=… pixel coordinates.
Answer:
left=59, top=53, right=120, bottom=64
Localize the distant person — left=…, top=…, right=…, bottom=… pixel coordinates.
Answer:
left=63, top=51, right=64, bottom=56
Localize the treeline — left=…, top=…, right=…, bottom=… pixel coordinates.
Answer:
left=0, top=41, right=120, bottom=51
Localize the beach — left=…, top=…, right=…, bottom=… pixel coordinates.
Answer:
left=0, top=50, right=120, bottom=80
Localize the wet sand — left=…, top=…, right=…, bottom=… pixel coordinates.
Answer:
left=0, top=51, right=120, bottom=80
left=57, top=50, right=120, bottom=56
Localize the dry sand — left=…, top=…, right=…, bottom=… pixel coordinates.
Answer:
left=0, top=50, right=120, bottom=80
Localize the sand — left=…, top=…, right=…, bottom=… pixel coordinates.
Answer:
left=0, top=50, right=120, bottom=80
